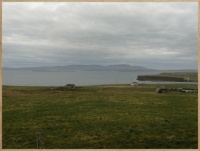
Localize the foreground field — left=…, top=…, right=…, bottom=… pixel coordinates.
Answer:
left=2, top=84, right=198, bottom=149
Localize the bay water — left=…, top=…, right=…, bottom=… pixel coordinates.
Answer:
left=2, top=70, right=196, bottom=86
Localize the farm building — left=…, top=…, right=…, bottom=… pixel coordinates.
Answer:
left=181, top=88, right=198, bottom=93
left=156, top=88, right=169, bottom=93
left=156, top=88, right=198, bottom=93
left=65, top=84, right=75, bottom=91
left=131, top=82, right=138, bottom=86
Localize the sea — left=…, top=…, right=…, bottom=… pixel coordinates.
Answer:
left=2, top=70, right=197, bottom=86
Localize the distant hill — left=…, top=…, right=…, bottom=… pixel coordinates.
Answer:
left=3, top=64, right=155, bottom=72
left=3, top=65, right=197, bottom=73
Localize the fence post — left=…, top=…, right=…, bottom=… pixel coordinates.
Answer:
left=36, top=132, right=44, bottom=149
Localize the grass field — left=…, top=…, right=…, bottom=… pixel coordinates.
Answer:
left=159, top=72, right=198, bottom=81
left=137, top=72, right=198, bottom=82
left=2, top=84, right=198, bottom=149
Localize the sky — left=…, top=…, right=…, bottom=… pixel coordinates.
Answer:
left=2, top=2, right=198, bottom=70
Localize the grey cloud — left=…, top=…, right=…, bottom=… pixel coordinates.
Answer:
left=2, top=2, right=198, bottom=69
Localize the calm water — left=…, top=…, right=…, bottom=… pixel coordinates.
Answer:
left=2, top=70, right=196, bottom=86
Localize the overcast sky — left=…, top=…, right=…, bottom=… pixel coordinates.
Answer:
left=3, top=2, right=198, bottom=70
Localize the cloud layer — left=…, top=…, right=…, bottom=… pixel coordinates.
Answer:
left=3, top=2, right=198, bottom=69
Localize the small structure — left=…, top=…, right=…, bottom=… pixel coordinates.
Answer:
left=65, top=84, right=75, bottom=91
left=131, top=82, right=138, bottom=86
left=156, top=88, right=169, bottom=93
left=181, top=88, right=198, bottom=93
left=156, top=87, right=198, bottom=93
left=56, top=84, right=75, bottom=91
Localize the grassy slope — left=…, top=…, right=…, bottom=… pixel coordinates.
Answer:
left=138, top=72, right=198, bottom=82
left=159, top=72, right=198, bottom=82
left=2, top=84, right=198, bottom=149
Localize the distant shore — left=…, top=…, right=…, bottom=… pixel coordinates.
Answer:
left=137, top=72, right=198, bottom=82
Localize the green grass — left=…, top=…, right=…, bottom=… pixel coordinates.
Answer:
left=137, top=72, right=198, bottom=82
left=159, top=72, right=198, bottom=82
left=2, top=84, right=198, bottom=149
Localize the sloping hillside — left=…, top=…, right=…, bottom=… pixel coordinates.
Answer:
left=137, top=72, right=198, bottom=82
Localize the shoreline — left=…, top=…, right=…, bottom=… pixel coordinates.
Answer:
left=2, top=82, right=198, bottom=88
